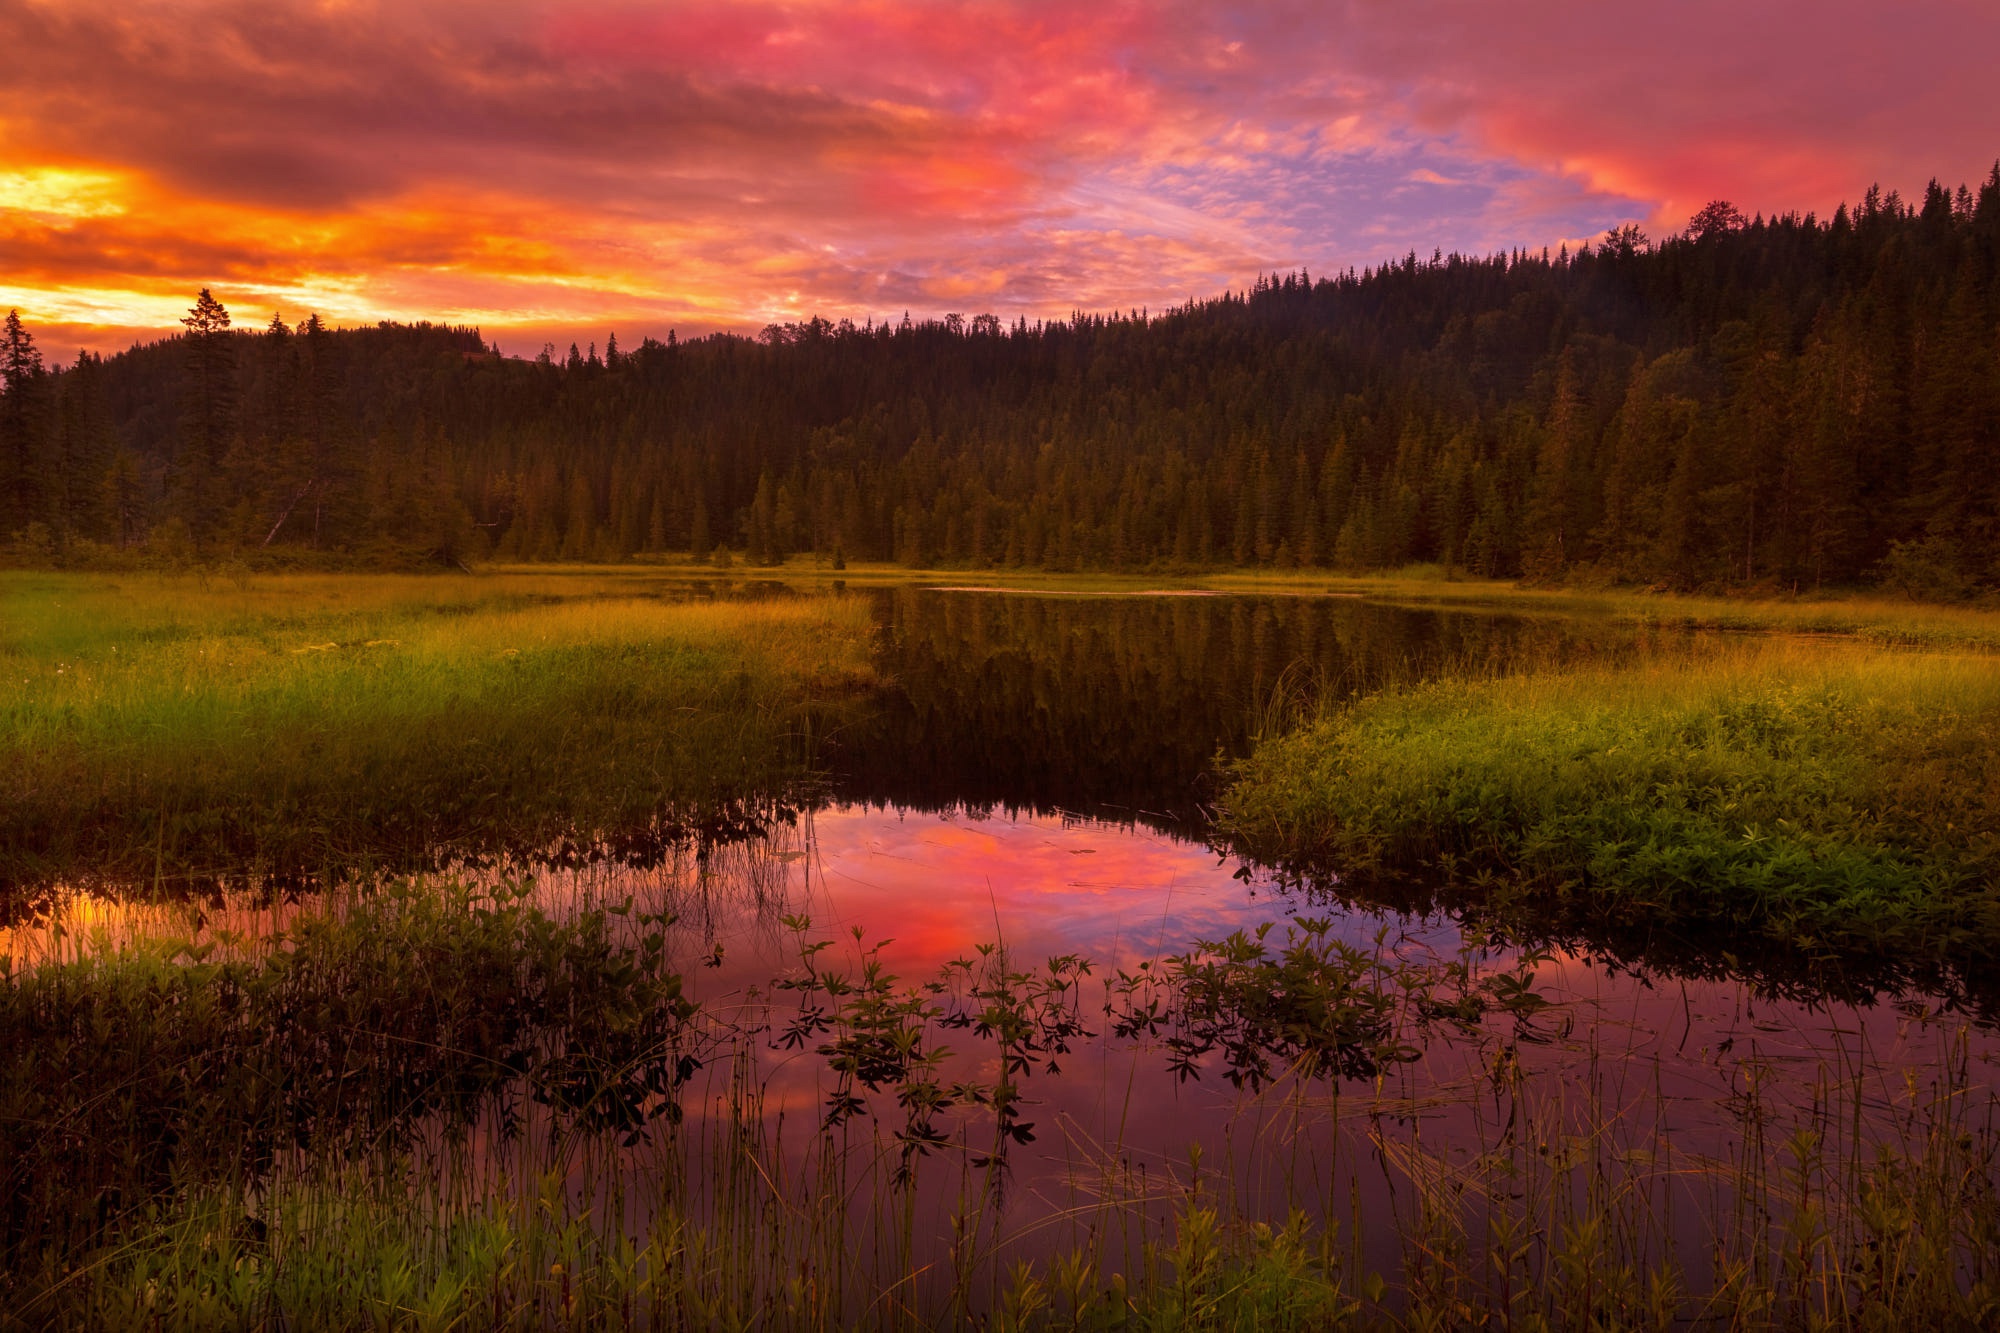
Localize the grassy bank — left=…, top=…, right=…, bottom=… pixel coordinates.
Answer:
left=0, top=572, right=876, bottom=901
left=1315, top=574, right=2000, bottom=651
left=1222, top=639, right=2000, bottom=960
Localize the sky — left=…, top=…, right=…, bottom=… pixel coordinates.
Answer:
left=3, top=0, right=1998, bottom=360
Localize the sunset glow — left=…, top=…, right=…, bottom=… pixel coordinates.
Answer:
left=4, top=0, right=1997, bottom=354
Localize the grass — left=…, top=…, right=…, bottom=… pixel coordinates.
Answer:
left=6, top=882, right=1996, bottom=1328
left=0, top=878, right=703, bottom=1276
left=0, top=571, right=876, bottom=902
left=38, top=546, right=2000, bottom=645
left=1221, top=638, right=2000, bottom=962
left=1315, top=575, right=2000, bottom=652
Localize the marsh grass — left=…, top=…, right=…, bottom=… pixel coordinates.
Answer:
left=0, top=878, right=707, bottom=1277
left=1223, top=640, right=2000, bottom=962
left=0, top=572, right=876, bottom=903
left=12, top=569, right=2000, bottom=1327
left=8, top=881, right=1998, bottom=1329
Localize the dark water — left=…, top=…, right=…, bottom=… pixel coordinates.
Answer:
left=819, top=588, right=1987, bottom=1001
left=829, top=586, right=1659, bottom=832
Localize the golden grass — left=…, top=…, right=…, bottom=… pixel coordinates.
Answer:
left=0, top=571, right=877, bottom=896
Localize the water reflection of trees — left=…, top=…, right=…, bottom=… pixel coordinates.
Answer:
left=829, top=590, right=1657, bottom=832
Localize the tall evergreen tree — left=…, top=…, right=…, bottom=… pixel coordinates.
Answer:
left=171, top=288, right=237, bottom=551
left=1, top=310, right=47, bottom=539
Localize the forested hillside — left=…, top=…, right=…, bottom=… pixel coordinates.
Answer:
left=5, top=170, right=1998, bottom=592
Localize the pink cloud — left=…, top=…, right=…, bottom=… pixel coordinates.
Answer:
left=1, top=0, right=1994, bottom=352
left=1311, top=0, right=2000, bottom=225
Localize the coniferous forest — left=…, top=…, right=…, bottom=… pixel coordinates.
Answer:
left=4, top=171, right=1999, bottom=593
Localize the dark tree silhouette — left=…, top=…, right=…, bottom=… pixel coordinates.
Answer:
left=5, top=164, right=1999, bottom=595
left=171, top=288, right=237, bottom=552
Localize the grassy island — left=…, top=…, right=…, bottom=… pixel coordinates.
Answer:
left=1223, top=637, right=2000, bottom=960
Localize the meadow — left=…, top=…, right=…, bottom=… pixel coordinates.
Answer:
left=0, top=571, right=876, bottom=906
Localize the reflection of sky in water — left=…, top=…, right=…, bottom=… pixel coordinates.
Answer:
left=11, top=797, right=1998, bottom=1297
left=672, top=803, right=1463, bottom=998
left=632, top=802, right=2000, bottom=1290
left=789, top=805, right=1323, bottom=967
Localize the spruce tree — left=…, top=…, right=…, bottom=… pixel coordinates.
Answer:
left=172, top=289, right=236, bottom=552
left=1, top=310, right=47, bottom=539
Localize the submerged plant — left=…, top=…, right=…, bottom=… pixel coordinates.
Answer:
left=772, top=916, right=1094, bottom=1180
left=1106, top=918, right=1552, bottom=1089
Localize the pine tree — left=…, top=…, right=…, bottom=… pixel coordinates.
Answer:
left=1, top=310, right=47, bottom=539
left=560, top=470, right=597, bottom=560
left=646, top=491, right=667, bottom=552
left=103, top=448, right=146, bottom=548
left=172, top=289, right=236, bottom=552
left=1523, top=351, right=1583, bottom=575
left=690, top=495, right=711, bottom=561
left=1287, top=451, right=1318, bottom=565
left=50, top=351, right=114, bottom=549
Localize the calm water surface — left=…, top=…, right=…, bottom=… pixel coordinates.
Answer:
left=587, top=587, right=1999, bottom=1284
left=19, top=584, right=2000, bottom=1295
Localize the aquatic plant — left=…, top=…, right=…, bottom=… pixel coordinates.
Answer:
left=9, top=877, right=1994, bottom=1329
left=0, top=878, right=705, bottom=1276
left=1105, top=917, right=1550, bottom=1088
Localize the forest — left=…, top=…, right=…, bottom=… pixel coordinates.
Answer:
left=3, top=169, right=1998, bottom=593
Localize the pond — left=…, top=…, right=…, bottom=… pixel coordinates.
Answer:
left=529, top=586, right=2000, bottom=1304
left=10, top=583, right=1998, bottom=1322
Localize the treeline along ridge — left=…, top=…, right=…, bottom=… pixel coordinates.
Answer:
left=3, top=171, right=2000, bottom=592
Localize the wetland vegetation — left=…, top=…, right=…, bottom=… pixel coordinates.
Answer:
left=0, top=571, right=874, bottom=907
left=8, top=870, right=1998, bottom=1330
left=1223, top=637, right=2000, bottom=964
left=6, top=568, right=2000, bottom=1328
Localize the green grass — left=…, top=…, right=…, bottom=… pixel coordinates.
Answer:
left=1222, top=639, right=2000, bottom=960
left=1322, top=577, right=2000, bottom=651
left=0, top=571, right=876, bottom=899
left=0, top=878, right=703, bottom=1276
